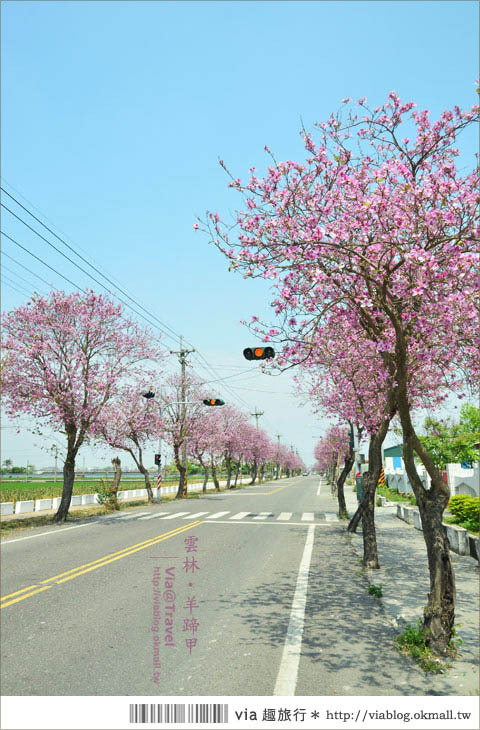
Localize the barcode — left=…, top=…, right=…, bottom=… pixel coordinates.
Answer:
left=129, top=703, right=229, bottom=724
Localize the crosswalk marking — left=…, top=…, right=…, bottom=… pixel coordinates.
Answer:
left=112, top=509, right=340, bottom=524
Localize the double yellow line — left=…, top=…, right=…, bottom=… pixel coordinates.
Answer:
left=266, top=479, right=302, bottom=496
left=1, top=519, right=204, bottom=609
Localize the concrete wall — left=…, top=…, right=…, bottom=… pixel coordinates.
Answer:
left=446, top=463, right=479, bottom=497
left=396, top=504, right=478, bottom=560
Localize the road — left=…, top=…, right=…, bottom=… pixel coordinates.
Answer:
left=1, top=475, right=442, bottom=696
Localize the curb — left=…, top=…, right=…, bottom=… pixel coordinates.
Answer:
left=396, top=504, right=479, bottom=561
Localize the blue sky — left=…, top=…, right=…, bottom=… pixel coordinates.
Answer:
left=1, top=0, right=478, bottom=469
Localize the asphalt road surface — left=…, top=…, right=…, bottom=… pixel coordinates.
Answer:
left=1, top=475, right=442, bottom=696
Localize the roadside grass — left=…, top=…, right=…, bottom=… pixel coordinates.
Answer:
left=442, top=514, right=479, bottom=537
left=395, top=619, right=463, bottom=674
left=0, top=477, right=213, bottom=503
left=0, top=476, right=259, bottom=503
left=377, top=484, right=416, bottom=506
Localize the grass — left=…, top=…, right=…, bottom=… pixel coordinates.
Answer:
left=395, top=619, right=463, bottom=674
left=443, top=514, right=479, bottom=537
left=0, top=476, right=255, bottom=503
left=368, top=583, right=383, bottom=597
left=377, top=484, right=416, bottom=506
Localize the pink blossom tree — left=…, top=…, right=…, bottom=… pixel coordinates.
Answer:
left=1, top=291, right=161, bottom=521
left=157, top=372, right=210, bottom=498
left=96, top=380, right=164, bottom=502
left=202, top=93, right=479, bottom=652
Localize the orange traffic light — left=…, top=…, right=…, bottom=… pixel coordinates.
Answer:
left=203, top=398, right=225, bottom=406
left=243, top=346, right=275, bottom=361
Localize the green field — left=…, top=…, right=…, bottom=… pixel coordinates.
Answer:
left=0, top=475, right=246, bottom=503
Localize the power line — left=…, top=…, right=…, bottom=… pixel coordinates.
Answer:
left=0, top=230, right=172, bottom=354
left=1, top=190, right=262, bottom=418
left=1, top=250, right=56, bottom=288
left=1, top=230, right=88, bottom=291
left=1, top=187, right=183, bottom=347
left=1, top=278, right=32, bottom=298
left=1, top=263, right=49, bottom=296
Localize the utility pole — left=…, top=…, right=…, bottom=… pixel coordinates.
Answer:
left=170, top=336, right=195, bottom=498
left=275, top=433, right=282, bottom=480
left=250, top=407, right=264, bottom=483
left=52, top=445, right=58, bottom=483
left=251, top=406, right=264, bottom=430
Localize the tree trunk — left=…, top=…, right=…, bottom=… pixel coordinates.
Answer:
left=54, top=448, right=76, bottom=522
left=392, top=328, right=455, bottom=654
left=226, top=457, right=232, bottom=489
left=399, top=388, right=455, bottom=653
left=260, top=464, right=265, bottom=483
left=347, top=414, right=392, bottom=568
left=249, top=460, right=257, bottom=486
left=111, top=457, right=122, bottom=508
left=140, top=466, right=154, bottom=503
left=336, top=454, right=353, bottom=518
left=211, top=462, right=220, bottom=491
left=174, top=444, right=186, bottom=499
left=233, top=461, right=240, bottom=488
left=202, top=466, right=209, bottom=493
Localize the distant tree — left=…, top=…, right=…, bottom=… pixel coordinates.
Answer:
left=419, top=404, right=480, bottom=469
left=97, top=381, right=164, bottom=503
left=1, top=290, right=160, bottom=521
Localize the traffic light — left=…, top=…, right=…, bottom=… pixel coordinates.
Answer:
left=243, top=346, right=275, bottom=361
left=154, top=454, right=161, bottom=465
left=203, top=398, right=225, bottom=406
left=142, top=391, right=155, bottom=399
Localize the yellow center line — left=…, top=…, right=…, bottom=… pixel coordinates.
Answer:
left=1, top=520, right=204, bottom=609
left=266, top=480, right=302, bottom=496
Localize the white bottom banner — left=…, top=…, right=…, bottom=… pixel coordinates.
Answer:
left=1, top=696, right=479, bottom=730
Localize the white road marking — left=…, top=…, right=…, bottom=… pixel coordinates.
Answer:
left=325, top=513, right=339, bottom=522
left=184, top=512, right=209, bottom=519
left=277, top=512, right=292, bottom=521
left=229, top=512, right=250, bottom=520
left=203, top=520, right=328, bottom=527
left=206, top=511, right=230, bottom=519
left=158, top=512, right=189, bottom=520
left=253, top=512, right=274, bottom=520
left=274, top=524, right=316, bottom=696
left=301, top=512, right=315, bottom=521
left=138, top=512, right=167, bottom=520
left=317, top=482, right=322, bottom=496
left=1, top=521, right=99, bottom=544
left=118, top=511, right=151, bottom=520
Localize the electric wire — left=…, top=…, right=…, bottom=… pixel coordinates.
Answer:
left=0, top=191, right=273, bottom=422
left=1, top=250, right=56, bottom=288
left=1, top=187, right=183, bottom=347
left=1, top=263, right=49, bottom=296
